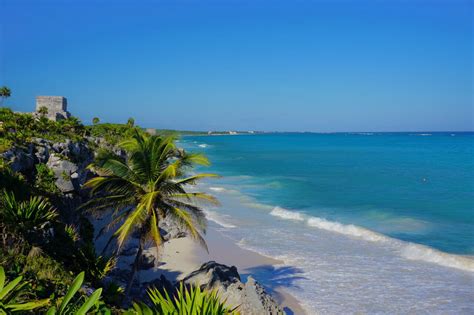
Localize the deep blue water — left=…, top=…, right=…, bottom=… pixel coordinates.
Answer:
left=185, top=132, right=474, bottom=254
left=180, top=132, right=474, bottom=313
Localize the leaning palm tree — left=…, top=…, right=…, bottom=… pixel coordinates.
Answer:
left=83, top=131, right=218, bottom=296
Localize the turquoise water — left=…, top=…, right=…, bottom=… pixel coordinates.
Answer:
left=181, top=133, right=474, bottom=313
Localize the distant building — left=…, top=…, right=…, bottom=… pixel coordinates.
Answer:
left=146, top=128, right=157, bottom=135
left=35, top=96, right=70, bottom=121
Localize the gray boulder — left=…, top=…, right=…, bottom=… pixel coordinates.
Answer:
left=160, top=215, right=188, bottom=241
left=46, top=153, right=79, bottom=193
left=183, top=261, right=284, bottom=315
left=139, top=249, right=157, bottom=270
left=2, top=144, right=35, bottom=173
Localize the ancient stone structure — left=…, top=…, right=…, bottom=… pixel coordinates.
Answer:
left=146, top=128, right=157, bottom=135
left=35, top=96, right=70, bottom=121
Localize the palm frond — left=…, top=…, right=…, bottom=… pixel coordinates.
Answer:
left=166, top=206, right=208, bottom=252
left=173, top=173, right=220, bottom=186
left=114, top=205, right=147, bottom=250
left=169, top=192, right=220, bottom=206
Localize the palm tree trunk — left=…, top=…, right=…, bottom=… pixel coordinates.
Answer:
left=125, top=236, right=144, bottom=298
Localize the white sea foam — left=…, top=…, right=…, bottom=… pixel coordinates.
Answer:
left=270, top=207, right=305, bottom=221
left=305, top=216, right=474, bottom=272
left=198, top=144, right=208, bottom=148
left=204, top=210, right=236, bottom=228
left=307, top=217, right=389, bottom=242
left=400, top=243, right=474, bottom=272
left=209, top=187, right=226, bottom=192
left=266, top=204, right=474, bottom=272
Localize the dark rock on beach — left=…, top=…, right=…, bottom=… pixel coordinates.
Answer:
left=183, top=261, right=284, bottom=315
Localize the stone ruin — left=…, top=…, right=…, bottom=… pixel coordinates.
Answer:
left=35, top=96, right=71, bottom=121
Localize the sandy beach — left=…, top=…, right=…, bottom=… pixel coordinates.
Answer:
left=136, top=224, right=307, bottom=314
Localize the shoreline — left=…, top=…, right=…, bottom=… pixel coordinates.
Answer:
left=139, top=224, right=307, bottom=315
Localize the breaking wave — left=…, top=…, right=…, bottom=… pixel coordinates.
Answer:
left=209, top=187, right=227, bottom=192
left=270, top=206, right=305, bottom=221
left=204, top=209, right=236, bottom=229
left=268, top=207, right=474, bottom=272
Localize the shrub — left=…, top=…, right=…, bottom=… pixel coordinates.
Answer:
left=46, top=271, right=104, bottom=315
left=129, top=282, right=239, bottom=315
left=0, top=190, right=57, bottom=238
left=35, top=163, right=60, bottom=194
left=0, top=266, right=50, bottom=314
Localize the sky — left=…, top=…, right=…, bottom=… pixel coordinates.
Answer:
left=0, top=0, right=472, bottom=132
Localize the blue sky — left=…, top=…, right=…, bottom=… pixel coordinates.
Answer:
left=1, top=0, right=472, bottom=131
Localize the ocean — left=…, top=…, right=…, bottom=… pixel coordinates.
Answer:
left=180, top=132, right=474, bottom=314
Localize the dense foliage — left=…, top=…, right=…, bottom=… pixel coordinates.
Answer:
left=0, top=99, right=238, bottom=314
left=0, top=107, right=86, bottom=150
left=86, top=123, right=145, bottom=146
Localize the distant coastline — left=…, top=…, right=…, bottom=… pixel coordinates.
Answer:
left=148, top=129, right=474, bottom=137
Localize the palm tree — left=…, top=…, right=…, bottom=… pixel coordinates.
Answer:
left=38, top=106, right=49, bottom=117
left=92, top=117, right=100, bottom=125
left=83, top=131, right=218, bottom=296
left=0, top=86, right=11, bottom=106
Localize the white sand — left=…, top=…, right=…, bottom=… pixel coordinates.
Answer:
left=93, top=212, right=306, bottom=313
left=136, top=226, right=307, bottom=315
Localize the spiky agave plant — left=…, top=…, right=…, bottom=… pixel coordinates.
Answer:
left=0, top=190, right=57, bottom=236
left=83, top=131, right=218, bottom=296
left=129, top=282, right=239, bottom=315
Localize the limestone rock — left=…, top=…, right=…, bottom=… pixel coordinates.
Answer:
left=3, top=146, right=35, bottom=173
left=183, top=261, right=284, bottom=315
left=139, top=249, right=157, bottom=270
left=160, top=215, right=188, bottom=241
left=46, top=153, right=79, bottom=193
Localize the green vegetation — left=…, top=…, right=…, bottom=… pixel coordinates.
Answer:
left=0, top=87, right=11, bottom=107
left=86, top=122, right=145, bottom=146
left=46, top=272, right=103, bottom=315
left=0, top=191, right=57, bottom=240
left=84, top=131, right=218, bottom=295
left=0, top=95, right=236, bottom=313
left=0, top=107, right=86, bottom=144
left=0, top=266, right=50, bottom=314
left=38, top=106, right=49, bottom=117
left=129, top=283, right=238, bottom=315
left=34, top=164, right=60, bottom=195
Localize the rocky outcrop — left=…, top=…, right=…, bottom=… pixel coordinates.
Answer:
left=183, top=261, right=284, bottom=315
left=159, top=215, right=188, bottom=241
left=2, top=144, right=36, bottom=173
left=46, top=154, right=80, bottom=193
left=1, top=137, right=94, bottom=194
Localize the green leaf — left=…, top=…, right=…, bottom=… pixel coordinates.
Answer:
left=58, top=271, right=84, bottom=314
left=7, top=298, right=50, bottom=311
left=0, top=275, right=22, bottom=300
left=76, top=288, right=102, bottom=315
left=0, top=267, right=5, bottom=292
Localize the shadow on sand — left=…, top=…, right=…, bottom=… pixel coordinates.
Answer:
left=240, top=264, right=307, bottom=315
